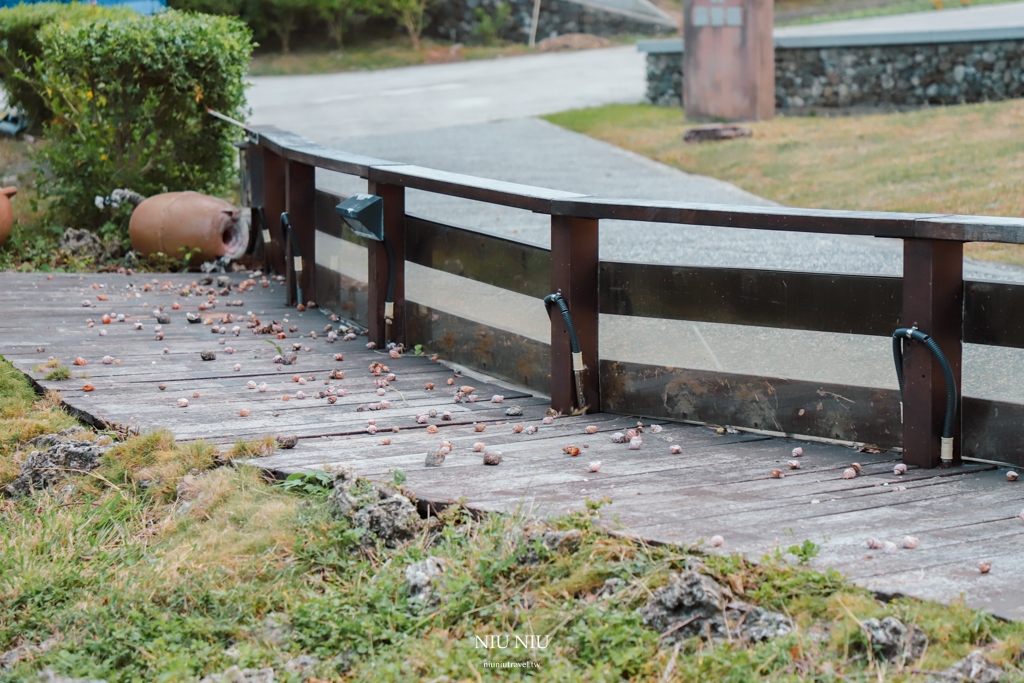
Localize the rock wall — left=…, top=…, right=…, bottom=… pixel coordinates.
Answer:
left=645, top=38, right=1024, bottom=110
left=428, top=0, right=675, bottom=45
left=646, top=52, right=683, bottom=106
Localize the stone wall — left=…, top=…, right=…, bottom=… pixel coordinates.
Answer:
left=428, top=0, right=675, bottom=45
left=646, top=52, right=683, bottom=106
left=644, top=38, right=1024, bottom=110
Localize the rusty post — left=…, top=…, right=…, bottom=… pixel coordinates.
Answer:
left=261, top=148, right=287, bottom=276
left=901, top=239, right=963, bottom=468
left=366, top=182, right=405, bottom=348
left=287, top=160, right=316, bottom=307
left=550, top=215, right=600, bottom=415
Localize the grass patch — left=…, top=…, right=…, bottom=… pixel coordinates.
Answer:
left=249, top=39, right=537, bottom=77
left=42, top=366, right=70, bottom=381
left=545, top=101, right=1024, bottom=266
left=247, top=37, right=641, bottom=77
left=2, top=357, right=1023, bottom=681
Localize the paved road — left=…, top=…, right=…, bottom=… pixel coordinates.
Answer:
left=248, top=46, right=647, bottom=141
left=775, top=0, right=1024, bottom=39
left=248, top=40, right=1024, bottom=405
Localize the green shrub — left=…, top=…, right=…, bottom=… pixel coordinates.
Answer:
left=471, top=1, right=510, bottom=46
left=0, top=2, right=132, bottom=132
left=32, top=10, right=252, bottom=234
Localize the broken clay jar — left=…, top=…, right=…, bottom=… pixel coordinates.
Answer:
left=0, top=186, right=16, bottom=249
left=129, top=191, right=249, bottom=263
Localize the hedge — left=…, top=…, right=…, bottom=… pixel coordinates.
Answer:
left=0, top=2, right=133, bottom=131
left=33, top=9, right=252, bottom=235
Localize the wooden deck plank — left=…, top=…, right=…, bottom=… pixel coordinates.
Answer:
left=3, top=271, right=1024, bottom=622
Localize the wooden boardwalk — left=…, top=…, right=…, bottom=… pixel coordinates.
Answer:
left=3, top=272, right=1023, bottom=620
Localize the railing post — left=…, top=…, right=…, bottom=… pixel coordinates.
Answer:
left=287, top=160, right=317, bottom=307
left=901, top=238, right=963, bottom=468
left=550, top=215, right=600, bottom=414
left=367, top=181, right=405, bottom=348
left=261, top=148, right=287, bottom=276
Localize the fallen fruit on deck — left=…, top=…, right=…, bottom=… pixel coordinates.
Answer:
left=979, top=561, right=992, bottom=574
left=903, top=536, right=920, bottom=549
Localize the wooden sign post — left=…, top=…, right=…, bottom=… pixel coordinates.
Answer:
left=683, top=0, right=775, bottom=121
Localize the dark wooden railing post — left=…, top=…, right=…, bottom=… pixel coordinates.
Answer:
left=550, top=215, right=600, bottom=414
left=367, top=181, right=406, bottom=348
left=287, top=160, right=316, bottom=307
left=261, top=147, right=287, bottom=277
left=901, top=238, right=963, bottom=468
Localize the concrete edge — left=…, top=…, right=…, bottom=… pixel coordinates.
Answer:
left=637, top=26, right=1024, bottom=54
left=572, top=0, right=679, bottom=27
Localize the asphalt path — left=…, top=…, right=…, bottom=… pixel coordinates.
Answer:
left=248, top=40, right=1024, bottom=406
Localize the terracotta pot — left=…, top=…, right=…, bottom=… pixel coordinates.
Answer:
left=0, top=186, right=16, bottom=249
left=129, top=191, right=249, bottom=262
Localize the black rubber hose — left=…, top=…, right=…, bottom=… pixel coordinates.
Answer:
left=544, top=293, right=580, bottom=354
left=281, top=212, right=301, bottom=259
left=892, top=328, right=957, bottom=439
left=383, top=235, right=396, bottom=307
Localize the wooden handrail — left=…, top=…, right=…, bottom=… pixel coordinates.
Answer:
left=251, top=124, right=1024, bottom=244
left=243, top=123, right=1020, bottom=469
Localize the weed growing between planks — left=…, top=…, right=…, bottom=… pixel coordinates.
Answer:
left=1, top=361, right=1023, bottom=681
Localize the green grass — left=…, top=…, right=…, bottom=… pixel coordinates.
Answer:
left=2, top=358, right=1024, bottom=681
left=544, top=101, right=1024, bottom=267
left=250, top=40, right=540, bottom=77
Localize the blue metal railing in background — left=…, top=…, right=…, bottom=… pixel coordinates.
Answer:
left=0, top=0, right=166, bottom=15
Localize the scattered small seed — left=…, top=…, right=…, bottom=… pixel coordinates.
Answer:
left=770, top=469, right=784, bottom=479
left=894, top=463, right=908, bottom=475
left=585, top=425, right=598, bottom=434
left=710, top=535, right=724, bottom=547
left=239, top=409, right=251, bottom=417
left=903, top=536, right=920, bottom=549
left=670, top=445, right=682, bottom=454
left=588, top=461, right=602, bottom=472
left=979, top=561, right=992, bottom=574
left=178, top=398, right=189, bottom=407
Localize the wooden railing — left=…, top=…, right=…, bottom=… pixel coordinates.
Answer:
left=241, top=124, right=1024, bottom=469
